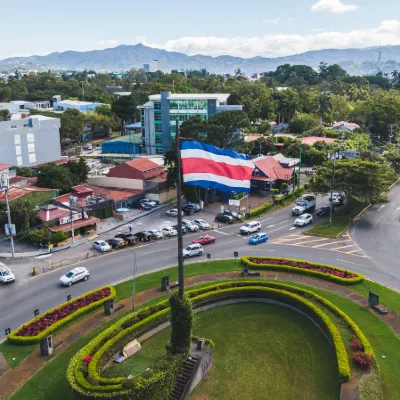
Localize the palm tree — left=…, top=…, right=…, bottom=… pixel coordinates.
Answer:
left=392, top=70, right=399, bottom=84
left=317, top=93, right=332, bottom=127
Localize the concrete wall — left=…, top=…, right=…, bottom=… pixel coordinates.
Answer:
left=146, top=188, right=176, bottom=203
left=87, top=176, right=144, bottom=190
left=0, top=116, right=61, bottom=167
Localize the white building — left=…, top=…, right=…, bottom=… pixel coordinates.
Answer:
left=10, top=100, right=51, bottom=110
left=51, top=95, right=107, bottom=113
left=0, top=116, right=61, bottom=167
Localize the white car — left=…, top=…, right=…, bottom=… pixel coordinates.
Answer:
left=148, top=229, right=163, bottom=240
left=139, top=199, right=157, bottom=208
left=183, top=243, right=203, bottom=258
left=161, top=227, right=178, bottom=237
left=166, top=208, right=183, bottom=217
left=240, top=221, right=261, bottom=235
left=0, top=264, right=15, bottom=284
left=193, top=219, right=210, bottom=230
left=93, top=240, right=111, bottom=252
left=294, top=213, right=313, bottom=227
left=60, top=267, right=90, bottom=287
left=183, top=221, right=199, bottom=232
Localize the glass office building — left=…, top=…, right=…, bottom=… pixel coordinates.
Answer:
left=138, top=92, right=242, bottom=155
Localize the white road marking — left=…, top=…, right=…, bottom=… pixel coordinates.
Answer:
left=394, top=207, right=400, bottom=215
left=34, top=254, right=53, bottom=259
left=268, top=224, right=293, bottom=233
left=237, top=234, right=247, bottom=239
left=390, top=202, right=396, bottom=208
left=212, top=230, right=230, bottom=236
left=378, top=205, right=385, bottom=212
left=260, top=217, right=274, bottom=223
left=336, top=259, right=369, bottom=268
left=246, top=249, right=275, bottom=252
left=289, top=227, right=297, bottom=230
left=266, top=220, right=289, bottom=228
left=142, top=248, right=169, bottom=255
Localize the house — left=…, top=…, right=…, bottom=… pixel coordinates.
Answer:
left=101, top=134, right=142, bottom=155
left=251, top=156, right=295, bottom=191
left=0, top=186, right=58, bottom=205
left=51, top=95, right=107, bottom=113
left=331, top=121, right=360, bottom=131
left=126, top=122, right=141, bottom=135
left=0, top=116, right=61, bottom=167
left=86, top=185, right=144, bottom=210
left=107, top=159, right=166, bottom=182
left=9, top=176, right=38, bottom=186
left=0, top=163, right=13, bottom=175
left=10, top=100, right=51, bottom=111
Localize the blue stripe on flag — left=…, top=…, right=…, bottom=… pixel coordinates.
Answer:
left=181, top=141, right=249, bottom=160
left=185, top=180, right=250, bottom=193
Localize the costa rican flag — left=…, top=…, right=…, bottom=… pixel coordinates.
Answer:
left=181, top=141, right=254, bottom=193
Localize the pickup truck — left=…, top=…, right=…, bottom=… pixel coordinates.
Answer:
left=292, top=194, right=316, bottom=216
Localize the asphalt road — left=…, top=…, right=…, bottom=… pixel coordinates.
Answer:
left=351, top=182, right=400, bottom=290
left=0, top=194, right=396, bottom=340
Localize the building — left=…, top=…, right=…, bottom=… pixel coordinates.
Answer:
left=126, top=122, right=141, bottom=134
left=101, top=134, right=142, bottom=155
left=107, top=158, right=166, bottom=181
left=138, top=92, right=242, bottom=155
left=0, top=186, right=58, bottom=205
left=331, top=121, right=360, bottom=131
left=251, top=156, right=295, bottom=192
left=10, top=100, right=51, bottom=110
left=143, top=60, right=159, bottom=73
left=0, top=163, right=13, bottom=175
left=51, top=95, right=106, bottom=113
left=0, top=116, right=61, bottom=167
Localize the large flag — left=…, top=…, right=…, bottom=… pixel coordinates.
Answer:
left=181, top=141, right=254, bottom=193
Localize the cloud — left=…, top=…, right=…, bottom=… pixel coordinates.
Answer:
left=311, top=0, right=357, bottom=14
left=96, top=40, right=118, bottom=46
left=139, top=20, right=400, bottom=58
left=262, top=19, right=281, bottom=25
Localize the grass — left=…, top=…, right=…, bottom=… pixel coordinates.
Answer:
left=303, top=215, right=351, bottom=238
left=10, top=278, right=400, bottom=400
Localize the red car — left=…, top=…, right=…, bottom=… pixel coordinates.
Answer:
left=192, top=234, right=216, bottom=245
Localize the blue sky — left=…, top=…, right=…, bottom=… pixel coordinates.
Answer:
left=1, top=0, right=400, bottom=59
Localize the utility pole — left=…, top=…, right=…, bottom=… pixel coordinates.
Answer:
left=389, top=124, right=395, bottom=144
left=298, top=141, right=303, bottom=190
left=69, top=196, right=76, bottom=245
left=1, top=174, right=15, bottom=258
left=176, top=120, right=184, bottom=297
left=132, top=253, right=137, bottom=310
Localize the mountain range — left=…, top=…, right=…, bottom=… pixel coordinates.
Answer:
left=1, top=43, right=400, bottom=76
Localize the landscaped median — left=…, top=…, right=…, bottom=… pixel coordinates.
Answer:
left=66, top=280, right=372, bottom=399
left=8, top=286, right=116, bottom=344
left=242, top=256, right=364, bottom=285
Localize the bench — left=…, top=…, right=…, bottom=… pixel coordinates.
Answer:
left=372, top=304, right=388, bottom=314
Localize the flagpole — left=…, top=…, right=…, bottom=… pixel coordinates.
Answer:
left=176, top=119, right=184, bottom=297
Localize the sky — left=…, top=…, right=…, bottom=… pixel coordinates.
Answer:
left=1, top=0, right=400, bottom=60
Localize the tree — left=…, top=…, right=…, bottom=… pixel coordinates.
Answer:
left=385, top=152, right=400, bottom=173
left=311, top=159, right=394, bottom=206
left=0, top=109, right=11, bottom=121
left=289, top=113, right=319, bottom=134
left=0, top=199, right=40, bottom=235
left=15, top=167, right=33, bottom=177
left=317, top=93, right=332, bottom=127
left=67, top=158, right=89, bottom=184
left=342, top=133, right=372, bottom=151
left=36, top=164, right=74, bottom=193
left=60, top=109, right=86, bottom=142
left=111, top=95, right=137, bottom=135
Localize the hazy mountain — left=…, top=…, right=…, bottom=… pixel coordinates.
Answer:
left=1, top=43, right=400, bottom=76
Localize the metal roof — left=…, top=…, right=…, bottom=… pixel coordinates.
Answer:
left=148, top=93, right=230, bottom=102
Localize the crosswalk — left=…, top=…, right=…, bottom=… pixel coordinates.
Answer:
left=270, top=233, right=367, bottom=258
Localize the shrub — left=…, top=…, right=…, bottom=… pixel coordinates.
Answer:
left=350, top=335, right=364, bottom=352
left=8, top=286, right=116, bottom=344
left=170, top=293, right=192, bottom=355
left=353, top=352, right=373, bottom=369
left=242, top=256, right=364, bottom=285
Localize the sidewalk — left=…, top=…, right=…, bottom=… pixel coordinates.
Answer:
left=0, top=205, right=166, bottom=259
left=1, top=270, right=399, bottom=399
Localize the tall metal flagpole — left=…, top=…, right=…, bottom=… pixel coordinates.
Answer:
left=5, top=189, right=15, bottom=258
left=132, top=252, right=137, bottom=310
left=176, top=119, right=184, bottom=297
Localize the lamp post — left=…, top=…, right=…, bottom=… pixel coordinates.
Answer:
left=1, top=174, right=15, bottom=258
left=298, top=141, right=302, bottom=190
left=132, top=252, right=137, bottom=310
left=176, top=119, right=184, bottom=297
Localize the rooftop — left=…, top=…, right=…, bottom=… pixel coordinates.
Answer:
left=0, top=163, right=12, bottom=171
left=55, top=100, right=104, bottom=106
left=86, top=185, right=142, bottom=202
left=0, top=186, right=55, bottom=202
left=103, top=134, right=142, bottom=144
left=148, top=93, right=230, bottom=102
left=124, top=158, right=161, bottom=173
left=253, top=156, right=293, bottom=182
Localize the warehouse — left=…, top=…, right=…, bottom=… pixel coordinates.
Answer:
left=101, top=134, right=142, bottom=155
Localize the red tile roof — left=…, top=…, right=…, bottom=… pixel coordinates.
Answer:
left=31, top=159, right=70, bottom=169
left=301, top=137, right=336, bottom=146
left=0, top=186, right=55, bottom=202
left=86, top=185, right=142, bottom=202
left=9, top=176, right=38, bottom=186
left=72, top=185, right=93, bottom=195
left=50, top=216, right=100, bottom=232
left=253, top=156, right=293, bottom=182
left=0, top=163, right=12, bottom=171
left=39, top=207, right=71, bottom=222
left=125, top=158, right=160, bottom=172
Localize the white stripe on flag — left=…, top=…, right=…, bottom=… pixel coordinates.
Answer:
left=181, top=149, right=254, bottom=168
left=183, top=173, right=251, bottom=189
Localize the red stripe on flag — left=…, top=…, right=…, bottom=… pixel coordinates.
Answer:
left=182, top=158, right=254, bottom=181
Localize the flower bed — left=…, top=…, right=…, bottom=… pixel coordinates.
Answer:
left=8, top=286, right=116, bottom=345
left=242, top=256, right=364, bottom=285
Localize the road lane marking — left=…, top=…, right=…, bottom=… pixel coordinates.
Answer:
left=211, top=230, right=230, bottom=236
left=246, top=249, right=275, bottom=252
left=142, top=248, right=170, bottom=255
left=311, top=240, right=350, bottom=248
left=378, top=205, right=385, bottom=212
left=237, top=234, right=247, bottom=239
left=390, top=202, right=396, bottom=208
left=266, top=220, right=289, bottom=228
left=329, top=245, right=355, bottom=251
left=345, top=250, right=361, bottom=255
left=336, top=259, right=369, bottom=268
left=289, top=227, right=297, bottom=230
left=260, top=217, right=274, bottom=223
left=290, top=238, right=330, bottom=246
left=268, top=224, right=293, bottom=233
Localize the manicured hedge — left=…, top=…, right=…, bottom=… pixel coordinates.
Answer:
left=8, top=286, right=116, bottom=345
left=242, top=256, right=364, bottom=285
left=68, top=282, right=353, bottom=398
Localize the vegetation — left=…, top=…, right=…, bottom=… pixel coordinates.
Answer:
left=303, top=214, right=352, bottom=238
left=169, top=293, right=192, bottom=354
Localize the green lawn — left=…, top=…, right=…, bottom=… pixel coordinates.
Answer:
left=303, top=215, right=350, bottom=238
left=11, top=277, right=400, bottom=400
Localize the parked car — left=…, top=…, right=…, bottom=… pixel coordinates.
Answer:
left=332, top=197, right=344, bottom=206
left=172, top=224, right=189, bottom=234
left=182, top=205, right=195, bottom=215
left=115, top=233, right=139, bottom=245
left=139, top=198, right=157, bottom=208
left=193, top=219, right=210, bottom=230
left=132, top=202, right=151, bottom=211
left=182, top=219, right=199, bottom=232
left=240, top=221, right=261, bottom=235
left=161, top=227, right=178, bottom=237
left=192, top=234, right=216, bottom=245
left=223, top=210, right=243, bottom=221
left=148, top=229, right=164, bottom=240
left=93, top=240, right=111, bottom=252
left=60, top=267, right=90, bottom=287
left=0, top=264, right=15, bottom=284
left=183, top=203, right=200, bottom=212
left=215, top=214, right=234, bottom=224
left=183, top=243, right=203, bottom=258
left=294, top=213, right=313, bottom=227
left=249, top=233, right=268, bottom=245
left=166, top=208, right=183, bottom=217
left=134, top=231, right=152, bottom=242
left=106, top=237, right=128, bottom=249
left=317, top=206, right=330, bottom=217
